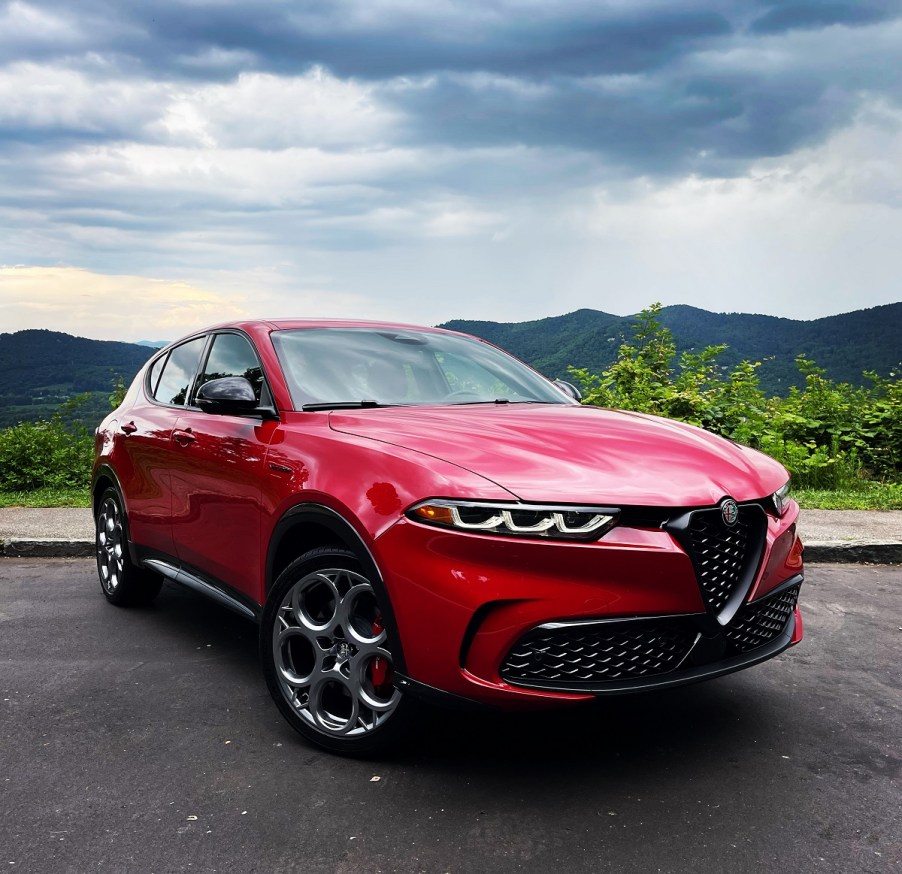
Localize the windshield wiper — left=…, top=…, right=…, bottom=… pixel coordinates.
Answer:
left=301, top=400, right=391, bottom=411
left=446, top=398, right=565, bottom=406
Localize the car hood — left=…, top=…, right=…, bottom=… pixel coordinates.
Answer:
left=328, top=404, right=788, bottom=506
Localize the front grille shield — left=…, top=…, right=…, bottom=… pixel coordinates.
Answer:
left=665, top=502, right=768, bottom=626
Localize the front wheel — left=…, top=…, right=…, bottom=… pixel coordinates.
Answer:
left=261, top=547, right=412, bottom=755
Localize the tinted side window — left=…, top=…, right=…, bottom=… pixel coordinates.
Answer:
left=153, top=337, right=206, bottom=406
left=196, top=333, right=267, bottom=404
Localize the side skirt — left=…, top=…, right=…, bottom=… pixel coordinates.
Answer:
left=138, top=551, right=261, bottom=622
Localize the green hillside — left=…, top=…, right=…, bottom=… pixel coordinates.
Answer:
left=441, top=303, right=902, bottom=394
left=1, top=303, right=900, bottom=428
left=0, top=330, right=154, bottom=428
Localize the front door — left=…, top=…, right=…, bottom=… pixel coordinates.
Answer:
left=169, top=331, right=278, bottom=600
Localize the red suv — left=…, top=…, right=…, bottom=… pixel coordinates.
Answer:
left=93, top=320, right=804, bottom=753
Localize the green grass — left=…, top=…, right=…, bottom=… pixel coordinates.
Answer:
left=794, top=482, right=902, bottom=510
left=0, top=487, right=91, bottom=508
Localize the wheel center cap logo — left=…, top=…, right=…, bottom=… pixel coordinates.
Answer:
left=721, top=498, right=739, bottom=527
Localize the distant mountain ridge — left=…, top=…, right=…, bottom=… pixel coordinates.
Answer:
left=1, top=303, right=899, bottom=426
left=441, top=303, right=902, bottom=394
left=0, top=329, right=154, bottom=427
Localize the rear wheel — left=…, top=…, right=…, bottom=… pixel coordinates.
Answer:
left=261, top=546, right=412, bottom=755
left=95, top=487, right=162, bottom=607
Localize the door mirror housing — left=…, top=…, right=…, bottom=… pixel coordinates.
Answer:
left=553, top=379, right=582, bottom=402
left=196, top=377, right=260, bottom=415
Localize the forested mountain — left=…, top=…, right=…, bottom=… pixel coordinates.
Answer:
left=442, top=302, right=902, bottom=395
left=0, top=330, right=153, bottom=427
left=1, top=302, right=900, bottom=427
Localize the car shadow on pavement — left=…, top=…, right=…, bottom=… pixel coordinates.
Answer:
left=400, top=679, right=771, bottom=774
left=134, top=580, right=262, bottom=670
left=128, top=578, right=786, bottom=785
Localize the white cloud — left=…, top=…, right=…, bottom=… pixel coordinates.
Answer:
left=0, top=266, right=394, bottom=341
left=188, top=69, right=401, bottom=149
left=0, top=1, right=81, bottom=46
left=0, top=63, right=400, bottom=149
left=0, top=266, right=249, bottom=339
left=0, top=63, right=167, bottom=135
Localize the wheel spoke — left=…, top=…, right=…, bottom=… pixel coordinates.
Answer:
left=336, top=583, right=381, bottom=644
left=291, top=572, right=340, bottom=632
left=351, top=649, right=400, bottom=712
left=308, top=674, right=360, bottom=735
left=275, top=626, right=323, bottom=687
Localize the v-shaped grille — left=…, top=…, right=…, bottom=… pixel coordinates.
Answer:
left=686, top=506, right=766, bottom=617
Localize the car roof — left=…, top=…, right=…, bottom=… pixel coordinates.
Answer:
left=201, top=318, right=461, bottom=335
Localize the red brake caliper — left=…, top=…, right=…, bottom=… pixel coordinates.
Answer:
left=370, top=614, right=390, bottom=691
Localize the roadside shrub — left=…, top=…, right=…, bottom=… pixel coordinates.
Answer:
left=859, top=370, right=902, bottom=479
left=0, top=398, right=93, bottom=491
left=570, top=304, right=902, bottom=490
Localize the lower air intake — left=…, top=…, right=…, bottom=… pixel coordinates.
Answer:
left=500, top=623, right=696, bottom=686
left=500, top=581, right=801, bottom=692
left=723, top=584, right=801, bottom=653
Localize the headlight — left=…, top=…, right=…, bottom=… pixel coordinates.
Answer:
left=772, top=481, right=791, bottom=516
left=407, top=500, right=619, bottom=541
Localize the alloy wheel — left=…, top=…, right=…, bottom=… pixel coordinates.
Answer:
left=272, top=566, right=400, bottom=738
left=96, top=495, right=125, bottom=595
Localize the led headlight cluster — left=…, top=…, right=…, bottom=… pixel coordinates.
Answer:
left=407, top=500, right=619, bottom=541
left=772, top=481, right=792, bottom=516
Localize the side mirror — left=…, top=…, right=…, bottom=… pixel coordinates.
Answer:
left=553, top=379, right=582, bottom=402
left=196, top=377, right=259, bottom=415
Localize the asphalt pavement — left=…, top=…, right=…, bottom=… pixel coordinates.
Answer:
left=1, top=506, right=900, bottom=562
left=0, top=559, right=899, bottom=873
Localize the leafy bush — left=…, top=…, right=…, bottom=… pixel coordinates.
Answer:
left=0, top=396, right=94, bottom=492
left=570, top=304, right=902, bottom=490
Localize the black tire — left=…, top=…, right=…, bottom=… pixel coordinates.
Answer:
left=261, top=546, right=413, bottom=755
left=94, top=486, right=162, bottom=607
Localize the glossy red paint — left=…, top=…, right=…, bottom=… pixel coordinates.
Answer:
left=93, top=318, right=805, bottom=727
left=329, top=404, right=788, bottom=506
left=168, top=410, right=278, bottom=596
left=97, top=402, right=179, bottom=557
left=372, top=519, right=702, bottom=702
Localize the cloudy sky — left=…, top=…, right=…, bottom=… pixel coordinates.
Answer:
left=1, top=0, right=901, bottom=341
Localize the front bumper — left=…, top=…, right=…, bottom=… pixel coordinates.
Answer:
left=374, top=501, right=804, bottom=708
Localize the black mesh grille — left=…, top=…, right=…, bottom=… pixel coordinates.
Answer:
left=686, top=507, right=763, bottom=614
left=500, top=582, right=800, bottom=692
left=500, top=623, right=696, bottom=685
left=724, top=584, right=801, bottom=653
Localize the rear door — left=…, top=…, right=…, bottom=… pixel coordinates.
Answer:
left=117, top=336, right=207, bottom=558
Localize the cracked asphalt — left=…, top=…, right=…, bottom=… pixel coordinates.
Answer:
left=0, top=559, right=899, bottom=873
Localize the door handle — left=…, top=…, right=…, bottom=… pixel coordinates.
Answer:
left=120, top=421, right=138, bottom=435
left=172, top=428, right=195, bottom=446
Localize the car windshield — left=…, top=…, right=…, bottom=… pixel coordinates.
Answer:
left=271, top=327, right=572, bottom=409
